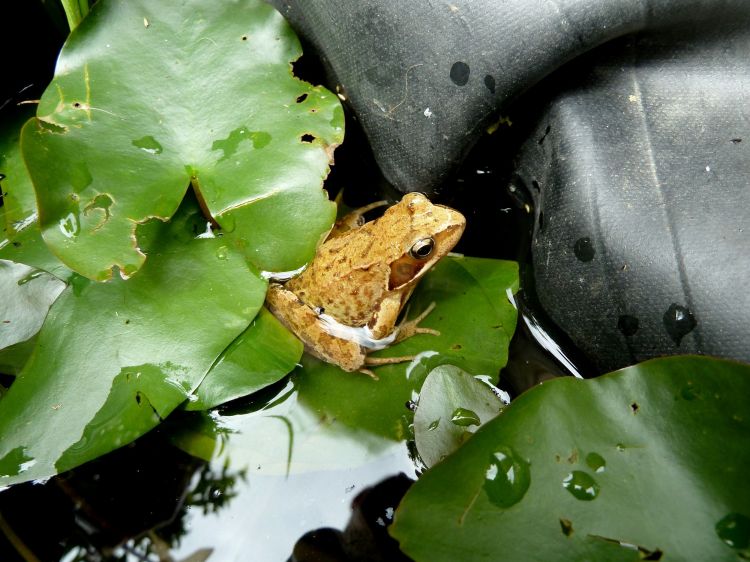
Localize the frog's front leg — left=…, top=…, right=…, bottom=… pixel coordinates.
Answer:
left=363, top=301, right=441, bottom=370
left=266, top=284, right=367, bottom=373
left=368, top=293, right=440, bottom=342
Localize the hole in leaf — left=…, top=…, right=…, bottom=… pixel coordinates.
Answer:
left=73, top=102, right=81, bottom=108
left=296, top=93, right=308, bottom=103
left=300, top=133, right=316, bottom=143
left=241, top=35, right=248, bottom=41
left=135, top=392, right=142, bottom=406
left=631, top=402, right=639, bottom=413
left=291, top=53, right=326, bottom=84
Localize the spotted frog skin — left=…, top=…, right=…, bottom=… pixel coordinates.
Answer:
left=265, top=193, right=466, bottom=376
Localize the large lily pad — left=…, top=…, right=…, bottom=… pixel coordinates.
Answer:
left=295, top=257, right=519, bottom=440
left=391, top=356, right=750, bottom=561
left=0, top=199, right=266, bottom=486
left=23, top=0, right=343, bottom=281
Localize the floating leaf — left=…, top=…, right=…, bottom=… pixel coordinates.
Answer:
left=0, top=260, right=66, bottom=351
left=0, top=198, right=266, bottom=486
left=23, top=0, right=343, bottom=280
left=295, top=257, right=519, bottom=440
left=413, top=365, right=505, bottom=467
left=187, top=307, right=303, bottom=411
left=391, top=356, right=750, bottom=562
left=0, top=109, right=37, bottom=237
left=0, top=114, right=72, bottom=281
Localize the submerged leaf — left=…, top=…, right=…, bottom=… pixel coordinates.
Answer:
left=0, top=198, right=266, bottom=486
left=391, top=356, right=750, bottom=562
left=23, top=0, right=343, bottom=280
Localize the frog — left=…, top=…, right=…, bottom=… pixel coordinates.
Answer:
left=265, top=192, right=466, bottom=377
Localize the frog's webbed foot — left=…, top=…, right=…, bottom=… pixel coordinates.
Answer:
left=394, top=301, right=440, bottom=343
left=329, top=200, right=389, bottom=238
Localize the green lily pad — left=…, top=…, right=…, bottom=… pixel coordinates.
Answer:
left=0, top=260, right=66, bottom=350
left=23, top=0, right=343, bottom=281
left=413, top=365, right=506, bottom=467
left=0, top=109, right=37, bottom=237
left=295, top=257, right=519, bottom=440
left=0, top=114, right=72, bottom=282
left=187, top=307, right=303, bottom=411
left=391, top=356, right=750, bottom=562
left=0, top=198, right=266, bottom=486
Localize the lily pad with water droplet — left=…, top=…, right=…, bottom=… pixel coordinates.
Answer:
left=413, top=365, right=505, bottom=467
left=391, top=356, right=750, bottom=561
left=22, top=0, right=343, bottom=281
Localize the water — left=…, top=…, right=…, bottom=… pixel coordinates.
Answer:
left=483, top=446, right=531, bottom=508
left=562, top=471, right=600, bottom=501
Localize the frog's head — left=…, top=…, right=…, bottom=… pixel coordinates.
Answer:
left=387, top=192, right=466, bottom=289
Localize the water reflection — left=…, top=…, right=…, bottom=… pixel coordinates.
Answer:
left=0, top=377, right=416, bottom=561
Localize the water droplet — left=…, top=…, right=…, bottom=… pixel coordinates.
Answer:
left=58, top=212, right=80, bottom=238
left=215, top=245, right=229, bottom=260
left=573, top=237, right=595, bottom=262
left=132, top=135, right=163, bottom=154
left=451, top=407, right=481, bottom=427
left=585, top=452, right=606, bottom=473
left=562, top=471, right=600, bottom=501
left=484, top=74, right=496, bottom=94
left=617, top=315, right=639, bottom=337
left=715, top=513, right=750, bottom=550
left=663, top=303, right=697, bottom=345
left=427, top=419, right=440, bottom=431
left=450, top=61, right=470, bottom=86
left=483, top=446, right=531, bottom=508
left=17, top=271, right=44, bottom=286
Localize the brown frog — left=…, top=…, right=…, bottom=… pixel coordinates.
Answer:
left=265, top=193, right=465, bottom=376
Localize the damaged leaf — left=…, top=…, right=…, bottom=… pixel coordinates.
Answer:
left=0, top=197, right=266, bottom=486
left=23, top=0, right=343, bottom=281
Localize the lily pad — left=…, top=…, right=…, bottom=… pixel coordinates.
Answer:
left=0, top=109, right=37, bottom=237
left=413, top=365, right=506, bottom=468
left=0, top=114, right=72, bottom=281
left=0, top=198, right=266, bottom=486
left=0, top=260, right=66, bottom=350
left=295, top=257, right=519, bottom=440
left=22, top=0, right=343, bottom=281
left=391, top=356, right=750, bottom=562
left=187, top=307, right=303, bottom=411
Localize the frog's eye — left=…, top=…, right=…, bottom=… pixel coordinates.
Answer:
left=409, top=237, right=435, bottom=260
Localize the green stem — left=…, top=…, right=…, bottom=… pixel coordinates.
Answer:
left=59, top=0, right=89, bottom=31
